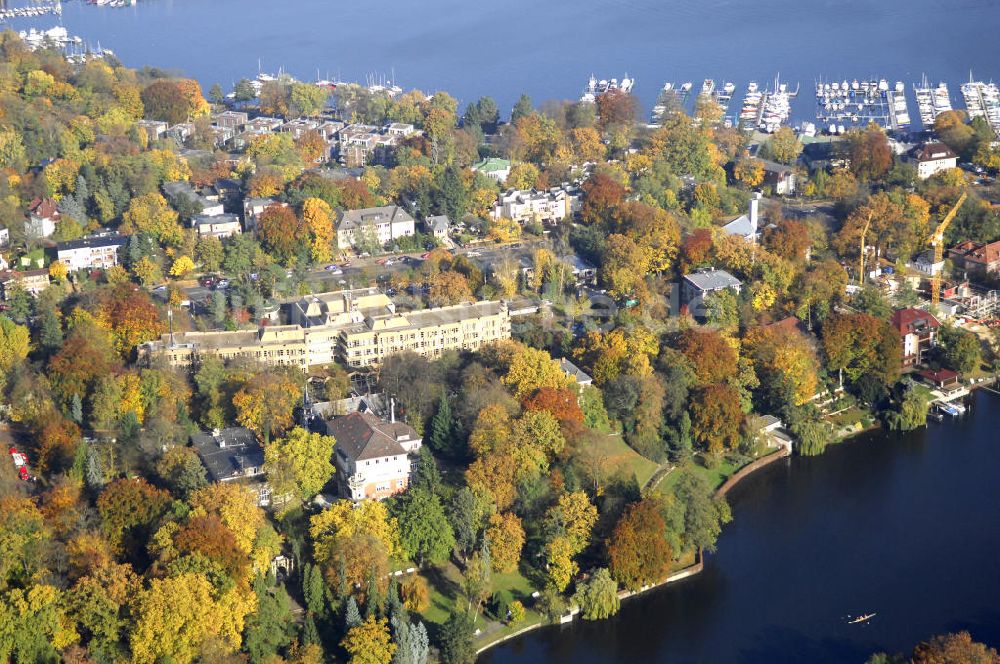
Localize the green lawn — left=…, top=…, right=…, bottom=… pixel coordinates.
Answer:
left=419, top=561, right=540, bottom=626
left=656, top=457, right=738, bottom=493
left=588, top=434, right=660, bottom=487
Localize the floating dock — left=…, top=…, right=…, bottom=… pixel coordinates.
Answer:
left=960, top=76, right=1000, bottom=134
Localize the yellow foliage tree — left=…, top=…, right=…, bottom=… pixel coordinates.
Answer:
left=302, top=197, right=334, bottom=263
left=309, top=500, right=401, bottom=566
left=545, top=536, right=578, bottom=592
left=48, top=260, right=68, bottom=282
left=121, top=193, right=183, bottom=246
left=189, top=482, right=266, bottom=557
left=485, top=512, right=525, bottom=573
left=501, top=346, right=572, bottom=399
left=341, top=616, right=395, bottom=664
left=169, top=255, right=195, bottom=278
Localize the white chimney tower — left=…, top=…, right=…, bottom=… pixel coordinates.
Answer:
left=749, top=192, right=762, bottom=238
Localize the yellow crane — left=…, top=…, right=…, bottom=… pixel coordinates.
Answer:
left=929, top=191, right=968, bottom=306
left=858, top=211, right=874, bottom=286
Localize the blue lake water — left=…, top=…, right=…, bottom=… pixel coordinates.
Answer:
left=24, top=0, right=1000, bottom=122
left=481, top=390, right=1000, bottom=663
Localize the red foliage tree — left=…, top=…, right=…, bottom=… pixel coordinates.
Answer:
left=522, top=387, right=585, bottom=428
left=257, top=204, right=305, bottom=263
left=681, top=228, right=713, bottom=270
left=174, top=514, right=248, bottom=580
left=338, top=179, right=376, bottom=210
left=763, top=219, right=811, bottom=262
left=675, top=329, right=738, bottom=385
left=690, top=383, right=744, bottom=457
left=580, top=172, right=626, bottom=226
left=607, top=498, right=672, bottom=591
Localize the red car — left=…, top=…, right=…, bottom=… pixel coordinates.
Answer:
left=9, top=446, right=29, bottom=481
left=420, top=252, right=431, bottom=259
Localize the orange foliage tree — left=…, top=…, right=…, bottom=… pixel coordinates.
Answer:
left=607, top=498, right=672, bottom=591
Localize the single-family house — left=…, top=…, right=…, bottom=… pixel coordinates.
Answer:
left=163, top=181, right=225, bottom=217
left=760, top=160, right=797, bottom=195
left=56, top=233, right=127, bottom=271
left=559, top=358, right=593, bottom=389
left=26, top=197, right=60, bottom=240
left=908, top=249, right=945, bottom=276
left=191, top=427, right=271, bottom=506
left=563, top=254, right=598, bottom=285
left=682, top=268, right=743, bottom=311
left=907, top=142, right=958, bottom=180
left=325, top=411, right=422, bottom=501
left=424, top=215, right=450, bottom=241
left=891, top=307, right=940, bottom=366
left=722, top=192, right=763, bottom=242
left=243, top=197, right=280, bottom=231
left=0, top=225, right=9, bottom=248
left=213, top=110, right=249, bottom=131
left=136, top=119, right=168, bottom=142
left=918, top=368, right=961, bottom=389
left=193, top=213, right=242, bottom=239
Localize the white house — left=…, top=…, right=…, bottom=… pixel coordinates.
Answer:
left=472, top=157, right=511, bottom=184
left=722, top=192, right=763, bottom=242
left=26, top=198, right=59, bottom=240
left=193, top=213, right=242, bottom=239
left=491, top=184, right=582, bottom=225
left=908, top=142, right=958, bottom=180
left=325, top=411, right=422, bottom=501
left=56, top=234, right=127, bottom=271
left=424, top=215, right=450, bottom=241
left=336, top=205, right=415, bottom=250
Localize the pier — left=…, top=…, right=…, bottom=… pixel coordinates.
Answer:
left=0, top=2, right=60, bottom=20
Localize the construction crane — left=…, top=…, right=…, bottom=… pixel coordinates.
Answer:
left=858, top=211, right=874, bottom=286
left=929, top=192, right=968, bottom=306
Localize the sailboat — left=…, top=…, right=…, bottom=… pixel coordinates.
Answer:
left=847, top=613, right=876, bottom=624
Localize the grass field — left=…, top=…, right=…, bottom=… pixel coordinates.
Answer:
left=589, top=433, right=661, bottom=487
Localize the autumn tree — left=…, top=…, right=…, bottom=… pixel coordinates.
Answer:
left=911, top=631, right=1000, bottom=663
left=601, top=233, right=650, bottom=299
left=768, top=126, right=803, bottom=164
left=501, top=345, right=571, bottom=399
left=258, top=204, right=305, bottom=264
left=264, top=427, right=336, bottom=502
left=733, top=157, right=764, bottom=188
left=848, top=124, right=893, bottom=181
left=690, top=384, right=744, bottom=459
left=96, top=284, right=165, bottom=358
left=97, top=478, right=171, bottom=553
left=580, top=172, right=627, bottom=225
left=744, top=324, right=820, bottom=408
left=485, top=512, right=525, bottom=573
left=141, top=80, right=189, bottom=124
left=428, top=270, right=473, bottom=307
left=763, top=218, right=811, bottom=262
left=607, top=498, right=672, bottom=591
left=0, top=496, right=51, bottom=591
left=301, top=197, right=334, bottom=263
left=522, top=387, right=584, bottom=428
left=121, top=192, right=184, bottom=246
left=341, top=616, right=395, bottom=664
left=675, top=328, right=738, bottom=385
left=233, top=371, right=303, bottom=440
left=821, top=312, right=901, bottom=387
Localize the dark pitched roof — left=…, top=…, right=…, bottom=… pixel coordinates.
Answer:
left=911, top=142, right=957, bottom=162
left=56, top=234, right=127, bottom=251
left=190, top=427, right=264, bottom=482
left=324, top=411, right=416, bottom=462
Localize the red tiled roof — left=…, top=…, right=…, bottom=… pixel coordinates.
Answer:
left=918, top=368, right=959, bottom=383
left=912, top=142, right=958, bottom=162
left=956, top=240, right=1000, bottom=267
left=891, top=308, right=940, bottom=335
left=28, top=197, right=60, bottom=220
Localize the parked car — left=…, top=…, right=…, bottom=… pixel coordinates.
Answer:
left=215, top=279, right=230, bottom=289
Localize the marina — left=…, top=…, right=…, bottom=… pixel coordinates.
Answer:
left=649, top=81, right=692, bottom=125
left=960, top=76, right=1000, bottom=134
left=913, top=77, right=954, bottom=128
left=815, top=78, right=911, bottom=133
left=580, top=73, right=635, bottom=104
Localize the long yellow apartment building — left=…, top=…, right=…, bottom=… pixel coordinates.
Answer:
left=140, top=288, right=511, bottom=370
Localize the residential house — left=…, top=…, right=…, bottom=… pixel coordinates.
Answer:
left=491, top=184, right=582, bottom=225
left=760, top=160, right=797, bottom=195
left=559, top=358, right=593, bottom=389
left=385, top=123, right=416, bottom=137
left=918, top=368, right=961, bottom=389
left=722, top=192, right=763, bottom=242
left=163, top=181, right=224, bottom=217
left=424, top=215, right=450, bottom=241
left=191, top=427, right=271, bottom=506
left=136, top=119, right=168, bottom=142
left=213, top=110, right=249, bottom=131
left=472, top=157, right=511, bottom=184
left=336, top=205, right=415, bottom=250
left=193, top=213, right=242, bottom=239
left=682, top=268, right=743, bottom=314
left=167, top=123, right=195, bottom=143
left=26, top=197, right=60, bottom=240
left=243, top=197, right=281, bottom=231
left=907, top=142, right=958, bottom=180
left=0, top=268, right=49, bottom=298
left=948, top=239, right=1000, bottom=275
left=801, top=140, right=850, bottom=172
left=325, top=411, right=421, bottom=501
left=244, top=116, right=284, bottom=134
left=56, top=233, right=127, bottom=271
left=562, top=254, right=598, bottom=285
left=756, top=414, right=794, bottom=454
left=0, top=226, right=9, bottom=248
left=891, top=307, right=940, bottom=366
left=908, top=249, right=945, bottom=276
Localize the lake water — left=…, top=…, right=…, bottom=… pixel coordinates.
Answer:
left=481, top=389, right=1000, bottom=663
left=29, top=0, right=1000, bottom=123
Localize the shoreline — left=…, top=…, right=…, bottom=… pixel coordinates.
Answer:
left=474, top=446, right=791, bottom=657
left=475, top=386, right=998, bottom=657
